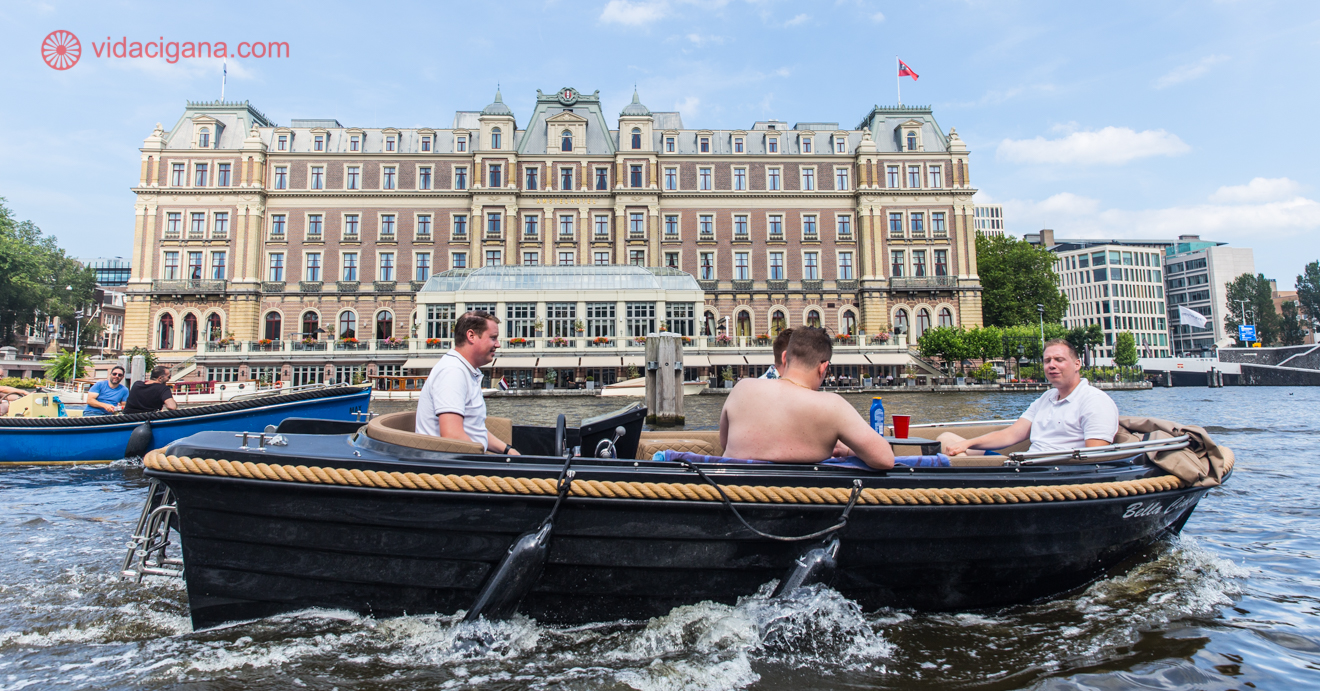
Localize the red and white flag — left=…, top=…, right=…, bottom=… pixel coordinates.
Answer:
left=898, top=59, right=919, bottom=81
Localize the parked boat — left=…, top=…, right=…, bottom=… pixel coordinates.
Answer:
left=600, top=377, right=709, bottom=397
left=1, top=385, right=370, bottom=464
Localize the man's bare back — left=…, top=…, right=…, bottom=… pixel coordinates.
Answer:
left=720, top=378, right=895, bottom=470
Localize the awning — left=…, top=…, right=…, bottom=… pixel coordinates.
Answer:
left=744, top=354, right=775, bottom=366
left=682, top=354, right=711, bottom=367
left=579, top=355, right=622, bottom=367
left=621, top=355, right=646, bottom=366
left=865, top=353, right=916, bottom=365
left=537, top=356, right=580, bottom=368
left=708, top=354, right=747, bottom=365
left=831, top=354, right=872, bottom=365
left=492, top=355, right=539, bottom=368
left=402, top=358, right=439, bottom=370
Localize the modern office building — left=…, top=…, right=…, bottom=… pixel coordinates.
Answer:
left=1163, top=236, right=1254, bottom=354
left=124, top=89, right=982, bottom=382
left=78, top=258, right=132, bottom=287
left=973, top=204, right=1005, bottom=237
left=1027, top=229, right=1173, bottom=358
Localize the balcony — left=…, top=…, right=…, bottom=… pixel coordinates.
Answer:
left=836, top=279, right=858, bottom=291
left=697, top=280, right=718, bottom=291
left=891, top=276, right=957, bottom=289
left=802, top=279, right=823, bottom=291
left=731, top=280, right=753, bottom=292
left=152, top=279, right=227, bottom=295
left=374, top=281, right=396, bottom=293
left=375, top=338, right=408, bottom=350
left=337, top=281, right=360, bottom=293
left=261, top=281, right=286, bottom=293
left=299, top=281, right=323, bottom=293
left=766, top=279, right=788, bottom=292
left=334, top=339, right=369, bottom=351
left=291, top=340, right=327, bottom=351
left=410, top=280, right=428, bottom=292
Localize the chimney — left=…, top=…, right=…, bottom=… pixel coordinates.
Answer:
left=1040, top=229, right=1055, bottom=247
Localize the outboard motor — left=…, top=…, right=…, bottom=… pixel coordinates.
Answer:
left=773, top=536, right=841, bottom=598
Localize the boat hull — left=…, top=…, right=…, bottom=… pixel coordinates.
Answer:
left=0, top=388, right=370, bottom=463
left=157, top=469, right=1210, bottom=630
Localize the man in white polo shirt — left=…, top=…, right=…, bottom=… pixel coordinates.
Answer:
left=416, top=311, right=519, bottom=455
left=938, top=339, right=1118, bottom=456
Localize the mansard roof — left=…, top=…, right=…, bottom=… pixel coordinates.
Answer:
left=162, top=100, right=273, bottom=149
left=855, top=105, right=952, bottom=153
left=516, top=87, right=616, bottom=155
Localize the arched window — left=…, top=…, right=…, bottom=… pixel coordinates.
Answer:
left=770, top=311, right=787, bottom=336
left=264, top=311, right=282, bottom=341
left=198, top=128, right=209, bottom=148
left=339, top=311, right=357, bottom=339
left=806, top=310, right=821, bottom=328
left=916, top=308, right=931, bottom=338
left=301, top=311, right=319, bottom=339
left=158, top=314, right=174, bottom=350
left=703, top=311, right=716, bottom=336
left=631, top=127, right=642, bottom=149
left=842, top=311, right=857, bottom=335
left=939, top=307, right=954, bottom=328
left=181, top=313, right=198, bottom=349
left=376, top=310, right=394, bottom=340
left=894, top=309, right=910, bottom=336
left=736, top=311, right=752, bottom=338
left=906, top=131, right=917, bottom=151
left=490, top=127, right=502, bottom=149
left=206, top=313, right=222, bottom=341
left=561, top=129, right=573, bottom=152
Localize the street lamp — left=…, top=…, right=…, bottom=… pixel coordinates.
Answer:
left=1036, top=303, right=1046, bottom=350
left=65, top=285, right=84, bottom=384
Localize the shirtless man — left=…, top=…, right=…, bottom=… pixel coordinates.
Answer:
left=720, top=327, right=895, bottom=470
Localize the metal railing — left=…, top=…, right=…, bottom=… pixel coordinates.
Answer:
left=1008, top=435, right=1191, bottom=466
left=891, top=276, right=957, bottom=289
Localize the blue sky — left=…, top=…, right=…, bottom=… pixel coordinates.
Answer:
left=2, top=0, right=1318, bottom=287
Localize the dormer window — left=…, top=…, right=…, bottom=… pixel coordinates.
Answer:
left=277, top=135, right=288, bottom=151
left=906, top=131, right=917, bottom=151
left=666, top=137, right=675, bottom=152
left=314, top=135, right=325, bottom=152
left=561, top=129, right=572, bottom=152
left=385, top=136, right=396, bottom=152
left=734, top=137, right=744, bottom=153
left=490, top=127, right=502, bottom=150
left=700, top=137, right=710, bottom=153
left=421, top=136, right=431, bottom=152
left=349, top=135, right=360, bottom=152
left=456, top=136, right=467, bottom=152
left=631, top=128, right=642, bottom=149
left=198, top=128, right=210, bottom=148
left=767, top=137, right=778, bottom=153
left=835, top=136, right=846, bottom=153
left=801, top=137, right=812, bottom=153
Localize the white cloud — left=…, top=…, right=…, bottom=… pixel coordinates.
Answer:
left=674, top=96, right=700, bottom=119
left=1154, top=55, right=1229, bottom=89
left=1209, top=177, right=1304, bottom=204
left=600, top=0, right=667, bottom=26
left=997, top=126, right=1190, bottom=165
left=784, top=13, right=809, bottom=26
left=870, top=11, right=885, bottom=22
left=685, top=33, right=724, bottom=46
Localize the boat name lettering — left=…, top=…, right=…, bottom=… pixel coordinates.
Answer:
left=1163, top=495, right=1195, bottom=516
left=1122, top=501, right=1167, bottom=519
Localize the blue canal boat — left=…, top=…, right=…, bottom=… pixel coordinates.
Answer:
left=0, top=385, right=370, bottom=464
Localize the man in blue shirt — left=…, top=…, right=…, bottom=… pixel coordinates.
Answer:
left=84, top=365, right=129, bottom=416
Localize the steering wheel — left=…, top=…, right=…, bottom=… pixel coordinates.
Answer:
left=554, top=413, right=567, bottom=457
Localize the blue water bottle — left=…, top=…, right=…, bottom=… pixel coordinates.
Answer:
left=869, top=397, right=885, bottom=435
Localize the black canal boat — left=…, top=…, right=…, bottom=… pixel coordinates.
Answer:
left=130, top=406, right=1235, bottom=630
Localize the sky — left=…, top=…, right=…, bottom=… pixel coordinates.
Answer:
left=2, top=0, right=1318, bottom=287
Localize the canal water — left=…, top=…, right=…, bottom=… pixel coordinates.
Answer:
left=1, top=387, right=1317, bottom=689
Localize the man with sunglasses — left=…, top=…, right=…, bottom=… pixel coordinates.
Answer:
left=84, top=365, right=129, bottom=416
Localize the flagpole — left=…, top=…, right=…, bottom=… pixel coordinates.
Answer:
left=896, top=56, right=901, bottom=106
left=221, top=60, right=226, bottom=101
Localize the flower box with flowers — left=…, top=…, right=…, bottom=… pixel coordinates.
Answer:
left=681, top=336, right=693, bottom=345
left=507, top=337, right=531, bottom=348
left=379, top=336, right=407, bottom=350
left=425, top=338, right=446, bottom=349
left=591, top=336, right=613, bottom=347
left=871, top=333, right=892, bottom=345
left=632, top=336, right=647, bottom=345
left=548, top=337, right=571, bottom=347
left=754, top=334, right=770, bottom=346
left=835, top=334, right=856, bottom=345
left=714, top=334, right=732, bottom=346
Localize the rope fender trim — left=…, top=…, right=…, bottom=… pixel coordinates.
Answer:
left=143, top=449, right=1189, bottom=506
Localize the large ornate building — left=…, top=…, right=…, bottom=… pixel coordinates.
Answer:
left=124, top=88, right=981, bottom=384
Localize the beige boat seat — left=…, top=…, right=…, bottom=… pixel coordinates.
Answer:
left=636, top=430, right=724, bottom=460
left=365, top=411, right=513, bottom=454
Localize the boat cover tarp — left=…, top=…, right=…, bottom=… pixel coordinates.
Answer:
left=1118, top=416, right=1232, bottom=487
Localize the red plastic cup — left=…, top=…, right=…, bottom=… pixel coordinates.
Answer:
left=893, top=415, right=911, bottom=439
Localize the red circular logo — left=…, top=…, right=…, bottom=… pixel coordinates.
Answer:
left=42, top=30, right=81, bottom=70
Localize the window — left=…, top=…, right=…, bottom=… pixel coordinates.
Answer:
left=213, top=212, right=229, bottom=238
left=913, top=250, right=926, bottom=277
left=699, top=214, right=713, bottom=237
left=596, top=168, right=608, bottom=190
left=217, top=163, right=231, bottom=186
left=629, top=212, right=645, bottom=236
left=666, top=137, right=675, bottom=152
left=486, top=250, right=502, bottom=266
left=492, top=127, right=504, bottom=149
left=734, top=215, right=748, bottom=238
left=162, top=251, right=179, bottom=280
left=268, top=253, right=284, bottom=281
left=346, top=166, right=360, bottom=189
left=310, top=166, right=324, bottom=189
left=525, top=167, right=538, bottom=190
left=804, top=251, right=819, bottom=279
left=595, top=215, right=609, bottom=238
left=735, top=252, right=750, bottom=280
left=198, top=128, right=210, bottom=148
left=630, top=165, right=643, bottom=188
left=891, top=250, right=905, bottom=277
left=664, top=167, right=677, bottom=190
left=734, top=137, right=744, bottom=153
left=308, top=214, right=323, bottom=239
left=166, top=212, right=181, bottom=237
left=419, top=167, right=432, bottom=190
left=908, top=166, right=921, bottom=188
left=452, top=252, right=466, bottom=269
left=768, top=138, right=778, bottom=153
left=524, top=215, right=539, bottom=238
left=932, top=212, right=946, bottom=237
left=190, top=213, right=206, bottom=237
left=802, top=168, right=815, bottom=190
left=667, top=302, right=695, bottom=336
left=629, top=249, right=645, bottom=266
left=916, top=309, right=931, bottom=337
left=837, top=215, right=851, bottom=237
left=264, top=312, right=282, bottom=341
left=340, top=214, right=358, bottom=240
left=835, top=137, right=846, bottom=153
left=420, top=136, right=431, bottom=152
left=417, top=214, right=431, bottom=239
left=207, top=251, right=226, bottom=280
left=587, top=302, right=615, bottom=337
left=699, top=167, right=711, bottom=190
left=375, top=311, right=394, bottom=340
left=733, top=167, right=747, bottom=191
left=342, top=252, right=358, bottom=281
left=626, top=302, right=655, bottom=337
left=939, top=308, right=954, bottom=328
left=158, top=314, right=174, bottom=349
left=349, top=135, right=360, bottom=152
left=276, top=134, right=288, bottom=151
left=835, top=168, right=849, bottom=190
left=768, top=167, right=781, bottom=190
left=632, top=128, right=642, bottom=149
left=559, top=215, right=574, bottom=238
left=273, top=166, right=288, bottom=189
left=934, top=249, right=948, bottom=276
left=505, top=303, right=536, bottom=338
left=803, top=215, right=817, bottom=238
left=454, top=167, right=467, bottom=190
left=558, top=251, right=575, bottom=266
left=416, top=252, right=430, bottom=281
left=929, top=166, right=942, bottom=188
left=911, top=213, right=924, bottom=236
left=339, top=311, right=357, bottom=339
left=194, top=163, right=208, bottom=186
left=306, top=253, right=321, bottom=281
left=561, top=129, right=572, bottom=152
left=886, top=166, right=899, bottom=188
left=699, top=252, right=715, bottom=280
left=802, top=137, right=812, bottom=153
left=889, top=213, right=903, bottom=237
left=379, top=252, right=394, bottom=281
left=806, top=310, right=822, bottom=328
left=838, top=252, right=854, bottom=280
left=524, top=251, right=540, bottom=266
left=313, top=135, right=324, bottom=152
left=664, top=251, right=679, bottom=269
left=768, top=215, right=783, bottom=239
left=382, top=167, right=397, bottom=189
left=665, top=215, right=679, bottom=237
left=381, top=214, right=396, bottom=239
left=906, top=131, right=917, bottom=151
left=556, top=167, right=572, bottom=190
left=594, top=251, right=610, bottom=266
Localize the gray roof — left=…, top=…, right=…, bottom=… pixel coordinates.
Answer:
left=290, top=118, right=342, bottom=128
left=419, top=265, right=701, bottom=294
left=620, top=90, right=651, bottom=116
left=517, top=88, right=617, bottom=155
left=855, top=105, right=951, bottom=152
left=649, top=128, right=857, bottom=155
left=163, top=100, right=273, bottom=149
left=652, top=112, right=684, bottom=130
left=481, top=89, right=514, bottom=117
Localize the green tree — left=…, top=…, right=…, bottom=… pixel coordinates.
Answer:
left=1065, top=323, right=1105, bottom=363
left=46, top=349, right=92, bottom=382
left=126, top=346, right=157, bottom=372
left=1297, top=261, right=1320, bottom=329
left=1280, top=301, right=1307, bottom=346
left=975, top=233, right=1068, bottom=327
left=917, top=326, right=974, bottom=372
left=1113, top=332, right=1139, bottom=367
left=1224, top=273, right=1281, bottom=345
left=964, top=326, right=1003, bottom=362
left=0, top=198, right=97, bottom=346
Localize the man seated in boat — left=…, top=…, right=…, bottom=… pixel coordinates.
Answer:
left=720, top=327, right=895, bottom=470
left=0, top=385, right=26, bottom=416
left=123, top=366, right=178, bottom=414
left=84, top=365, right=129, bottom=416
left=758, top=328, right=792, bottom=379
left=415, top=311, right=519, bottom=455
left=938, top=339, right=1118, bottom=457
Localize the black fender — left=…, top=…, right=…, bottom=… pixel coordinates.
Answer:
left=124, top=421, right=154, bottom=459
